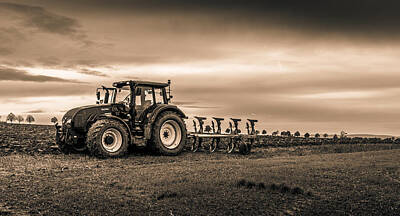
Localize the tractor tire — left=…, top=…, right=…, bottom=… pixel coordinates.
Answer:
left=57, top=140, right=87, bottom=154
left=239, top=142, right=251, bottom=155
left=71, top=141, right=87, bottom=153
left=86, top=119, right=129, bottom=158
left=151, top=111, right=187, bottom=156
left=57, top=141, right=73, bottom=154
left=58, top=141, right=87, bottom=154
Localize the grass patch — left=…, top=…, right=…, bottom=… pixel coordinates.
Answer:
left=0, top=211, right=12, bottom=215
left=236, top=179, right=309, bottom=196
left=157, top=192, right=178, bottom=200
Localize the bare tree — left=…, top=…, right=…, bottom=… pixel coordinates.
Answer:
left=51, top=117, right=58, bottom=124
left=17, top=115, right=24, bottom=124
left=26, top=115, right=35, bottom=124
left=340, top=131, right=347, bottom=138
left=7, top=113, right=16, bottom=123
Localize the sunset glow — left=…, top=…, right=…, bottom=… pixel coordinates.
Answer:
left=1, top=0, right=400, bottom=135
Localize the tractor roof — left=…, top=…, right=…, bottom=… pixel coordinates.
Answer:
left=112, top=80, right=169, bottom=88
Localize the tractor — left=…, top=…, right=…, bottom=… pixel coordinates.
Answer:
left=56, top=80, right=187, bottom=157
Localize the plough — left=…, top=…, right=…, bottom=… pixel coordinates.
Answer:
left=188, top=117, right=259, bottom=155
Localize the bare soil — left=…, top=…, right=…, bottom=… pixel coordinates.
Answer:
left=0, top=123, right=399, bottom=215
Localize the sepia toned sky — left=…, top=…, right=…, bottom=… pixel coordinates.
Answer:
left=1, top=0, right=400, bottom=135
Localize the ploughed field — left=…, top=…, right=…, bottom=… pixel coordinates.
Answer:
left=0, top=122, right=59, bottom=156
left=0, top=122, right=399, bottom=215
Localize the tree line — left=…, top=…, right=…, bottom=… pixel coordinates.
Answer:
left=0, top=113, right=35, bottom=124
left=0, top=113, right=60, bottom=124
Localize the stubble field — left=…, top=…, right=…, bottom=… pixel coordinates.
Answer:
left=0, top=122, right=399, bottom=215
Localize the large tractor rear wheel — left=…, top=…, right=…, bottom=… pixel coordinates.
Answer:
left=86, top=119, right=129, bottom=158
left=151, top=111, right=187, bottom=155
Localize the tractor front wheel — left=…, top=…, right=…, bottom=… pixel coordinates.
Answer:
left=57, top=141, right=73, bottom=154
left=86, top=119, right=129, bottom=158
left=151, top=111, right=187, bottom=155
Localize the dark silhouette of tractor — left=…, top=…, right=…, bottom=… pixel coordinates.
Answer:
left=56, top=80, right=187, bottom=157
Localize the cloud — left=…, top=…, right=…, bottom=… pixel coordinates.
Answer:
left=0, top=0, right=399, bottom=134
left=36, top=56, right=61, bottom=67
left=0, top=27, right=25, bottom=56
left=171, top=101, right=218, bottom=109
left=0, top=27, right=25, bottom=43
left=25, top=109, right=45, bottom=113
left=79, top=68, right=108, bottom=77
left=0, top=47, right=13, bottom=55
left=180, top=105, right=219, bottom=109
left=0, top=81, right=95, bottom=98
left=0, top=2, right=90, bottom=44
left=32, top=57, right=109, bottom=77
left=0, top=66, right=78, bottom=82
left=50, top=0, right=400, bottom=41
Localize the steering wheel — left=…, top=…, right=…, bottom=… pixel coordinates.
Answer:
left=121, top=94, right=130, bottom=106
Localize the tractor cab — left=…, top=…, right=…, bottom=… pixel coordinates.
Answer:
left=112, top=80, right=172, bottom=122
left=96, top=80, right=172, bottom=120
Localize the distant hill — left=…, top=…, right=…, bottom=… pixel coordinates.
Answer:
left=347, top=134, right=397, bottom=139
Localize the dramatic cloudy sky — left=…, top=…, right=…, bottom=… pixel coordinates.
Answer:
left=1, top=0, right=400, bottom=135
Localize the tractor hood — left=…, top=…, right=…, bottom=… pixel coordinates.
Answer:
left=62, top=104, right=111, bottom=121
left=62, top=104, right=113, bottom=129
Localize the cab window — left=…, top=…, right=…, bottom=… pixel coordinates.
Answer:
left=143, top=88, right=153, bottom=106
left=154, top=88, right=164, bottom=104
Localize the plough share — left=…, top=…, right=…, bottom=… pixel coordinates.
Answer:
left=189, top=117, right=259, bottom=155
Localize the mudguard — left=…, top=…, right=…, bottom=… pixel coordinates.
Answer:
left=97, top=114, right=132, bottom=137
left=143, top=104, right=187, bottom=139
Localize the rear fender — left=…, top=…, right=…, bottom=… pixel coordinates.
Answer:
left=143, top=105, right=187, bottom=139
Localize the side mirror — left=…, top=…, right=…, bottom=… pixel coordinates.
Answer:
left=135, top=88, right=142, bottom=95
left=96, top=91, right=100, bottom=100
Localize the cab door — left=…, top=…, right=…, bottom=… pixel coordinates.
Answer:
left=135, top=86, right=153, bottom=121
left=134, top=86, right=166, bottom=122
